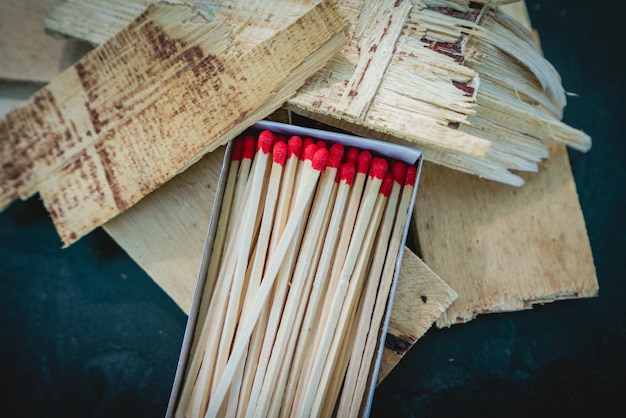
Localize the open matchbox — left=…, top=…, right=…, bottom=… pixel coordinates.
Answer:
left=166, top=120, right=423, bottom=417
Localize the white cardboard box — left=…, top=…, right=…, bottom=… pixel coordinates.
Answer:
left=166, top=120, right=423, bottom=418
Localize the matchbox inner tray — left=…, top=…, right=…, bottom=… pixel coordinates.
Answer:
left=166, top=120, right=423, bottom=418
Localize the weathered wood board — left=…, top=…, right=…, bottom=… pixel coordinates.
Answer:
left=0, top=0, right=349, bottom=244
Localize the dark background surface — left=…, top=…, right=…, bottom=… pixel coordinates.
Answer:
left=1, top=1, right=624, bottom=417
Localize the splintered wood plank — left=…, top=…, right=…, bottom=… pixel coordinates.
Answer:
left=411, top=1, right=598, bottom=327
left=378, top=248, right=457, bottom=383
left=0, top=0, right=349, bottom=246
left=0, top=0, right=91, bottom=82
left=336, top=0, right=412, bottom=119
left=285, top=0, right=590, bottom=186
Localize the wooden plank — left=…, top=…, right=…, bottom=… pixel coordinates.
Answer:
left=415, top=143, right=598, bottom=328
left=0, top=0, right=91, bottom=82
left=0, top=0, right=349, bottom=246
left=379, top=248, right=457, bottom=383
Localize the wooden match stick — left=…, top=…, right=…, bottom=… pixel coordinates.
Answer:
left=265, top=143, right=345, bottom=418
left=347, top=164, right=417, bottom=417
left=176, top=135, right=257, bottom=418
left=242, top=141, right=319, bottom=416
left=240, top=139, right=287, bottom=320
left=222, top=134, right=257, bottom=259
left=235, top=138, right=295, bottom=414
left=204, top=147, right=329, bottom=417
left=266, top=189, right=337, bottom=418
left=191, top=132, right=274, bottom=417
left=321, top=149, right=373, bottom=312
left=225, top=139, right=288, bottom=417
left=268, top=136, right=303, bottom=255
left=184, top=131, right=269, bottom=418
left=197, top=138, right=244, bottom=323
left=336, top=161, right=406, bottom=417
left=318, top=170, right=399, bottom=417
left=279, top=160, right=356, bottom=417
left=209, top=130, right=275, bottom=398
left=310, top=170, right=392, bottom=416
left=251, top=143, right=344, bottom=418
left=297, top=157, right=388, bottom=417
left=174, top=137, right=243, bottom=417
left=289, top=150, right=372, bottom=412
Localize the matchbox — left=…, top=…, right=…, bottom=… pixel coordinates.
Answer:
left=166, top=120, right=423, bottom=418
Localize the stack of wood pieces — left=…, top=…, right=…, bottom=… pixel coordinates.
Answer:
left=44, top=0, right=592, bottom=187
left=0, top=0, right=597, bottom=391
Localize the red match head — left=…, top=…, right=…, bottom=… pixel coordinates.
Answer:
left=258, top=130, right=274, bottom=154
left=273, top=141, right=288, bottom=166
left=231, top=138, right=243, bottom=161
left=404, top=165, right=418, bottom=186
left=357, top=150, right=372, bottom=174
left=315, top=140, right=327, bottom=149
left=242, top=135, right=256, bottom=159
left=327, top=143, right=344, bottom=169
left=338, top=161, right=356, bottom=185
left=303, top=137, right=314, bottom=150
left=345, top=147, right=359, bottom=164
left=311, top=148, right=329, bottom=172
left=287, top=136, right=303, bottom=159
left=302, top=142, right=318, bottom=162
left=368, top=157, right=388, bottom=180
left=380, top=172, right=394, bottom=197
left=392, top=161, right=407, bottom=185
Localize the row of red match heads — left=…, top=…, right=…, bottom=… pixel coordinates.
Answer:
left=232, top=130, right=417, bottom=196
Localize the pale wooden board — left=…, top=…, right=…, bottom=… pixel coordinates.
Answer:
left=103, top=148, right=226, bottom=313
left=0, top=0, right=91, bottom=82
left=415, top=142, right=598, bottom=328
left=378, top=248, right=457, bottom=383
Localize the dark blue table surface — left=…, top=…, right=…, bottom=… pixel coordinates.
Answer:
left=1, top=1, right=624, bottom=416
